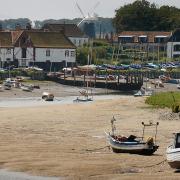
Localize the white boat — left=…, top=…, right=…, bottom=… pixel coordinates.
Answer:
left=3, top=82, right=11, bottom=90
left=166, top=133, right=180, bottom=169
left=177, top=84, right=180, bottom=89
left=42, top=92, right=54, bottom=101
left=106, top=117, right=159, bottom=155
left=74, top=53, right=93, bottom=102
left=21, top=85, right=33, bottom=92
left=134, top=87, right=153, bottom=97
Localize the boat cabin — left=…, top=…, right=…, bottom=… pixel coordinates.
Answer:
left=174, top=133, right=180, bottom=148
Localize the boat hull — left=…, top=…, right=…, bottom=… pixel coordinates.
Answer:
left=109, top=136, right=158, bottom=155
left=167, top=147, right=180, bottom=169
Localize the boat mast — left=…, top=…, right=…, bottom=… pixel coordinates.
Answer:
left=86, top=53, right=90, bottom=99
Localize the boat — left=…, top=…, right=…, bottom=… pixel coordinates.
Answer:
left=177, top=84, right=180, bottom=89
left=134, top=87, right=153, bottom=97
left=74, top=89, right=93, bottom=102
left=21, top=84, right=33, bottom=92
left=42, top=91, right=54, bottom=101
left=166, top=133, right=180, bottom=169
left=42, top=62, right=54, bottom=101
left=74, top=53, right=93, bottom=102
left=3, top=82, right=11, bottom=90
left=106, top=117, right=159, bottom=155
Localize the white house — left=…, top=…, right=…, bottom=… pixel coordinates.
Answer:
left=13, top=30, right=76, bottom=71
left=42, top=24, right=89, bottom=47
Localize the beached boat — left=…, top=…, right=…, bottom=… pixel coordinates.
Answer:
left=106, top=117, right=159, bottom=155
left=42, top=92, right=54, bottom=101
left=3, top=82, right=11, bottom=90
left=177, top=84, right=180, bottom=89
left=166, top=133, right=180, bottom=169
left=74, top=89, right=93, bottom=102
left=134, top=87, right=153, bottom=97
left=21, top=84, right=33, bottom=92
left=74, top=54, right=93, bottom=102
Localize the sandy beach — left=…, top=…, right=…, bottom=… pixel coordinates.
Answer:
left=0, top=81, right=179, bottom=179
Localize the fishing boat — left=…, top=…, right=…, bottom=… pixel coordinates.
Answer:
left=166, top=133, right=180, bottom=169
left=106, top=117, right=159, bottom=155
left=42, top=91, right=54, bottom=101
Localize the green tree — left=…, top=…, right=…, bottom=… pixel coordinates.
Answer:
left=113, top=0, right=180, bottom=32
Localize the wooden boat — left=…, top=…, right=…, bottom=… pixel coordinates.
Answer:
left=106, top=117, right=159, bottom=155
left=42, top=92, right=54, bottom=101
left=166, top=133, right=180, bottom=169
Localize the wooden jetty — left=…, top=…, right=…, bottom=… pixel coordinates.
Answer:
left=48, top=68, right=143, bottom=91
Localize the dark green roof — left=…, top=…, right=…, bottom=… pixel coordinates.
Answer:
left=26, top=31, right=76, bottom=48
left=0, top=32, right=13, bottom=47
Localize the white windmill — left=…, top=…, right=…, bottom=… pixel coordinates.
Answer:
left=75, top=1, right=100, bottom=27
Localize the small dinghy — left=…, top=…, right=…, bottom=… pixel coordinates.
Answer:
left=21, top=85, right=33, bottom=92
left=166, top=133, right=180, bottom=169
left=42, top=92, right=54, bottom=101
left=106, top=117, right=159, bottom=155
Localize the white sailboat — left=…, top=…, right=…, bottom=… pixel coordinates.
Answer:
left=74, top=54, right=93, bottom=102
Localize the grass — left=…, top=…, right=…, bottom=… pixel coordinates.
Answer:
left=145, top=91, right=180, bottom=108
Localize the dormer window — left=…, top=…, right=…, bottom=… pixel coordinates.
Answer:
left=118, top=35, right=134, bottom=43
left=154, top=36, right=167, bottom=43
left=138, top=35, right=147, bottom=43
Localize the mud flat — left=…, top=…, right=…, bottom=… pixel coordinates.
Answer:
left=0, top=94, right=179, bottom=179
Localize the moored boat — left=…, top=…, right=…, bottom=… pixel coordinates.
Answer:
left=106, top=117, right=159, bottom=155
left=42, top=92, right=54, bottom=101
left=166, top=133, right=180, bottom=169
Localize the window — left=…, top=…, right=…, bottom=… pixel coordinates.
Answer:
left=71, top=51, right=75, bottom=57
left=79, top=40, right=81, bottom=46
left=6, top=48, right=11, bottom=54
left=46, top=49, right=50, bottom=57
left=65, top=50, right=69, bottom=57
left=174, top=45, right=180, bottom=52
left=74, top=39, right=76, bottom=45
left=138, top=36, right=148, bottom=43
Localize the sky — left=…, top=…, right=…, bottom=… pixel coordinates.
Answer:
left=0, top=0, right=180, bottom=21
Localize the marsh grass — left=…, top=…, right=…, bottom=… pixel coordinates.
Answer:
left=145, top=92, right=180, bottom=108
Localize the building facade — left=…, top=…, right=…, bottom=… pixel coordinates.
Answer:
left=167, top=29, right=180, bottom=58
left=0, top=30, right=76, bottom=71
